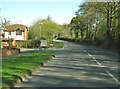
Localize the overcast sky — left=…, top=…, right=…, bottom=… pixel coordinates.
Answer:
left=1, top=0, right=84, bottom=26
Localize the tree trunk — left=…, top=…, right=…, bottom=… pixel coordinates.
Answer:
left=86, top=24, right=89, bottom=39
left=109, top=3, right=113, bottom=41
left=106, top=2, right=112, bottom=47
left=117, top=4, right=120, bottom=58
left=70, top=29, right=73, bottom=38
left=80, top=30, right=84, bottom=40
left=75, top=30, right=79, bottom=39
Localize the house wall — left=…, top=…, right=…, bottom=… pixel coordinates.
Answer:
left=24, top=28, right=28, bottom=41
left=4, top=32, right=9, bottom=38
left=4, top=31, right=25, bottom=40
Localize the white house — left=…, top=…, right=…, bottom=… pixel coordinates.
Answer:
left=4, top=24, right=29, bottom=41
left=2, top=24, right=29, bottom=48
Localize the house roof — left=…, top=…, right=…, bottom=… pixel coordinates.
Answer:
left=4, top=24, right=28, bottom=31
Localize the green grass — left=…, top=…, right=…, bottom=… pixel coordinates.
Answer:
left=2, top=52, right=54, bottom=88
left=52, top=42, right=65, bottom=48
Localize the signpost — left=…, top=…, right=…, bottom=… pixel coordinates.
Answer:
left=39, top=40, right=48, bottom=51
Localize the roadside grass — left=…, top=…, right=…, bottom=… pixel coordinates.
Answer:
left=52, top=42, right=65, bottom=48
left=2, top=52, right=54, bottom=88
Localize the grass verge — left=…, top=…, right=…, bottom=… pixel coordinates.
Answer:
left=2, top=52, right=54, bottom=88
left=52, top=42, right=65, bottom=49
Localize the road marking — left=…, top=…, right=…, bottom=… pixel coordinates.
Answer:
left=92, top=57, right=101, bottom=66
left=83, top=49, right=119, bottom=85
left=83, top=50, right=101, bottom=66
left=86, top=52, right=92, bottom=57
left=106, top=71, right=120, bottom=85
left=88, top=54, right=92, bottom=56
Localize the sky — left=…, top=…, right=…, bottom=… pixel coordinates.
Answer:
left=0, top=0, right=84, bottom=26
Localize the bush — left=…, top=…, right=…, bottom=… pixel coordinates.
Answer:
left=27, top=39, right=40, bottom=48
left=17, top=41, right=27, bottom=48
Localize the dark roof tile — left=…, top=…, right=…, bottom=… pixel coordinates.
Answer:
left=5, top=24, right=28, bottom=31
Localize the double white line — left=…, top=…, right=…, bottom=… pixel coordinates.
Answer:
left=83, top=49, right=120, bottom=85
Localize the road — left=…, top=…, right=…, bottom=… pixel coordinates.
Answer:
left=15, top=40, right=119, bottom=88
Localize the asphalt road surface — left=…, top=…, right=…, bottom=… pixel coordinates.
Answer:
left=15, top=40, right=119, bottom=88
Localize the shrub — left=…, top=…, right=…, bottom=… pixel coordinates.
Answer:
left=27, top=39, right=40, bottom=48
left=17, top=41, right=27, bottom=48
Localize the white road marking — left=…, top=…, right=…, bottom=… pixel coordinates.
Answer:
left=83, top=49, right=119, bottom=85
left=92, top=57, right=101, bottom=66
left=83, top=50, right=101, bottom=66
left=88, top=54, right=92, bottom=56
left=106, top=71, right=120, bottom=85
left=87, top=52, right=92, bottom=56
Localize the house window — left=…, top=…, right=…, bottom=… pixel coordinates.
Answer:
left=16, top=28, right=22, bottom=35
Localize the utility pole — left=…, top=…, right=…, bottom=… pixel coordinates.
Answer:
left=39, top=21, right=43, bottom=51
left=39, top=22, right=43, bottom=38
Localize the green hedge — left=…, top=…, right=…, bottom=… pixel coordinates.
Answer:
left=17, top=39, right=40, bottom=48
left=27, top=39, right=40, bottom=48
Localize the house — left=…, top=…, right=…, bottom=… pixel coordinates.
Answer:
left=2, top=24, right=29, bottom=48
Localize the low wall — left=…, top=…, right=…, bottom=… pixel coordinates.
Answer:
left=2, top=48, right=20, bottom=57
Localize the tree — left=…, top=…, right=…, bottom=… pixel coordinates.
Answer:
left=29, top=18, right=62, bottom=44
left=117, top=2, right=120, bottom=53
left=60, top=23, right=71, bottom=38
left=0, top=18, right=10, bottom=28
left=72, top=2, right=119, bottom=46
left=86, top=2, right=119, bottom=46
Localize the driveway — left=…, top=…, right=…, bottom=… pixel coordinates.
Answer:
left=15, top=40, right=119, bottom=88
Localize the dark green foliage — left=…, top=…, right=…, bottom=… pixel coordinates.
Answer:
left=17, top=39, right=40, bottom=48
left=17, top=41, right=27, bottom=48
left=29, top=18, right=62, bottom=46
left=27, top=39, right=40, bottom=48
left=60, top=2, right=119, bottom=51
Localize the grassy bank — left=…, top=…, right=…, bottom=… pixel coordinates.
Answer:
left=2, top=52, right=54, bottom=88
left=52, top=42, right=65, bottom=48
